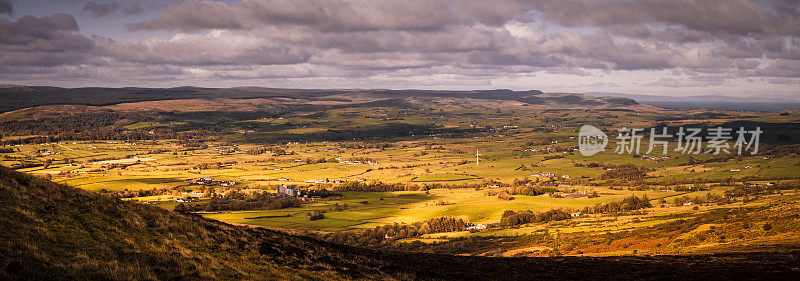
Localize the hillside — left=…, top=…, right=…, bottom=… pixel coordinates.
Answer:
left=0, top=165, right=799, bottom=280
left=0, top=165, right=407, bottom=280
left=0, top=86, right=636, bottom=113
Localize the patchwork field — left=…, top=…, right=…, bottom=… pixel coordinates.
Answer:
left=2, top=94, right=798, bottom=257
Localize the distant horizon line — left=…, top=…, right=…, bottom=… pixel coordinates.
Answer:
left=2, top=83, right=799, bottom=104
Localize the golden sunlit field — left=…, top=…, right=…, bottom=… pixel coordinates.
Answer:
left=3, top=94, right=799, bottom=258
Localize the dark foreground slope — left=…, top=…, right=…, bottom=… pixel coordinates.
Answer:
left=0, top=166, right=798, bottom=281
left=0, top=165, right=408, bottom=281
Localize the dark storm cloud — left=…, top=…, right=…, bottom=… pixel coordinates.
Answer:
left=0, top=13, right=81, bottom=42
left=454, top=0, right=525, bottom=26
left=127, top=0, right=241, bottom=31
left=3, top=0, right=800, bottom=92
left=83, top=2, right=147, bottom=18
left=0, top=0, right=12, bottom=16
left=82, top=2, right=122, bottom=18
left=0, top=14, right=93, bottom=66
left=123, top=3, right=145, bottom=16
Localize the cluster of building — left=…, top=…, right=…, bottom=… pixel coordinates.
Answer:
left=524, top=147, right=558, bottom=153
left=337, top=160, right=379, bottom=165
left=530, top=172, right=571, bottom=180
left=174, top=197, right=199, bottom=203
left=332, top=157, right=380, bottom=165
left=212, top=146, right=238, bottom=154
left=729, top=165, right=753, bottom=172
left=641, top=154, right=672, bottom=162
left=465, top=223, right=487, bottom=231
left=304, top=179, right=329, bottom=184
left=276, top=185, right=315, bottom=201
left=277, top=185, right=302, bottom=197
left=35, top=149, right=60, bottom=156
left=187, top=177, right=237, bottom=187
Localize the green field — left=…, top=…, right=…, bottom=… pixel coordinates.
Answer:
left=3, top=96, right=799, bottom=257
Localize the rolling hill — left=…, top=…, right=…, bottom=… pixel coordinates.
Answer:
left=0, top=85, right=636, bottom=113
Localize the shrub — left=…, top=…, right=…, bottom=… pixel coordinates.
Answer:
left=309, top=211, right=326, bottom=221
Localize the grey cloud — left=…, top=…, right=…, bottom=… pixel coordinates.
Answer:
left=0, top=0, right=12, bottom=16
left=127, top=0, right=241, bottom=31
left=766, top=77, right=800, bottom=85
left=83, top=2, right=122, bottom=18
left=83, top=2, right=147, bottom=18
left=237, top=0, right=459, bottom=31
left=734, top=59, right=760, bottom=70
left=3, top=0, right=799, bottom=92
left=123, top=3, right=145, bottom=16
left=0, top=14, right=93, bottom=66
left=302, top=26, right=516, bottom=54
left=452, top=0, right=524, bottom=26
left=120, top=0, right=799, bottom=75
left=128, top=0, right=506, bottom=32
left=525, top=0, right=800, bottom=36
left=102, top=31, right=311, bottom=66
left=0, top=14, right=84, bottom=47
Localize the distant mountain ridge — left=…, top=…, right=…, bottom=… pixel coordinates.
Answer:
left=585, top=92, right=800, bottom=111
left=586, top=92, right=800, bottom=103
left=0, top=86, right=637, bottom=113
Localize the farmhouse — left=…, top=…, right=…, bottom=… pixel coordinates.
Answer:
left=188, top=177, right=215, bottom=185
left=212, top=146, right=238, bottom=154
left=277, top=185, right=302, bottom=197
left=531, top=172, right=555, bottom=177
left=465, top=223, right=487, bottom=230
left=174, top=197, right=199, bottom=203
left=188, top=177, right=223, bottom=185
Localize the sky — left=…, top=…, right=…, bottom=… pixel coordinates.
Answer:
left=1, top=0, right=799, bottom=100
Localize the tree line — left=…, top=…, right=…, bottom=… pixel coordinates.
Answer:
left=319, top=216, right=468, bottom=247
left=174, top=192, right=300, bottom=212
left=500, top=209, right=571, bottom=226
